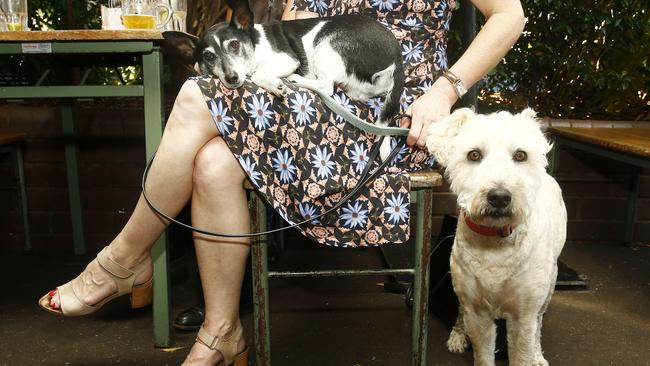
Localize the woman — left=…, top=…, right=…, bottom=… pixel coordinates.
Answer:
left=39, top=0, right=524, bottom=364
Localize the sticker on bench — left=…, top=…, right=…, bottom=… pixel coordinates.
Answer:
left=21, top=43, right=52, bottom=53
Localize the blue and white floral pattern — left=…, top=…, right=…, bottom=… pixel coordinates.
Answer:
left=418, top=79, right=433, bottom=93
left=367, top=97, right=384, bottom=119
left=390, top=137, right=411, bottom=165
left=306, top=0, right=329, bottom=14
left=298, top=202, right=321, bottom=224
left=400, top=90, right=414, bottom=111
left=436, top=43, right=448, bottom=70
left=340, top=201, right=369, bottom=229
left=238, top=155, right=262, bottom=187
left=401, top=16, right=423, bottom=29
left=290, top=92, right=317, bottom=125
left=272, top=149, right=297, bottom=184
left=333, top=91, right=356, bottom=121
left=208, top=99, right=234, bottom=135
left=311, top=146, right=336, bottom=179
left=402, top=41, right=424, bottom=63
left=246, top=94, right=274, bottom=130
left=350, top=142, right=369, bottom=174
left=383, top=193, right=409, bottom=224
left=370, top=0, right=399, bottom=12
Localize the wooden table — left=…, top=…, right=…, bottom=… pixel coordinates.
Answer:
left=0, top=30, right=172, bottom=346
left=548, top=127, right=650, bottom=244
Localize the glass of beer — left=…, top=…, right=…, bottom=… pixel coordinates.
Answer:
left=159, top=0, right=187, bottom=32
left=0, top=0, right=28, bottom=31
left=121, top=0, right=172, bottom=30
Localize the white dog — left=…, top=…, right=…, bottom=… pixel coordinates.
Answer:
left=426, top=108, right=567, bottom=366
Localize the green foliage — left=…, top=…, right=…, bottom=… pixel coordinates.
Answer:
left=29, top=0, right=101, bottom=30
left=479, top=0, right=649, bottom=120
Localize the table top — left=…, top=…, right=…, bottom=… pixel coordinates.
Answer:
left=548, top=127, right=650, bottom=159
left=0, top=30, right=164, bottom=41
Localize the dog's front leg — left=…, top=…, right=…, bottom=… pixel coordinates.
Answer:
left=251, top=58, right=300, bottom=97
left=251, top=73, right=288, bottom=97
left=506, top=316, right=539, bottom=366
left=464, top=311, right=497, bottom=366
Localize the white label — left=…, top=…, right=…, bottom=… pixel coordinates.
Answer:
left=21, top=43, right=52, bottom=53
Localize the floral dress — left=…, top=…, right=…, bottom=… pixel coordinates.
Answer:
left=192, top=0, right=455, bottom=247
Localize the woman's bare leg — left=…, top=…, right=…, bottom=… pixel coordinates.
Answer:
left=46, top=80, right=220, bottom=309
left=182, top=138, right=250, bottom=366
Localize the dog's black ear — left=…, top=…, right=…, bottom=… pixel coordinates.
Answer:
left=162, top=31, right=199, bottom=64
left=226, top=0, right=254, bottom=30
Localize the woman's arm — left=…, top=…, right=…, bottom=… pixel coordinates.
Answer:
left=404, top=0, right=525, bottom=147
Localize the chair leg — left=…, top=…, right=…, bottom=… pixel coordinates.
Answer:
left=13, top=145, right=31, bottom=251
left=411, top=189, right=433, bottom=366
left=251, top=194, right=272, bottom=366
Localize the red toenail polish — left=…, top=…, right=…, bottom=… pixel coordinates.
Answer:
left=48, top=290, right=57, bottom=297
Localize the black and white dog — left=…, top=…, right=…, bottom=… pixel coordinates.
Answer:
left=164, top=0, right=404, bottom=159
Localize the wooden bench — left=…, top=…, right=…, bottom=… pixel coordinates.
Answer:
left=246, top=169, right=443, bottom=366
left=547, top=127, right=650, bottom=244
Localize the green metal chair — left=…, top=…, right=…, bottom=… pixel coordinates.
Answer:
left=247, top=169, right=442, bottom=366
left=0, top=132, right=31, bottom=251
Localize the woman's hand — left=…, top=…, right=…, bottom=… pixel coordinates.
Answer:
left=401, top=78, right=458, bottom=147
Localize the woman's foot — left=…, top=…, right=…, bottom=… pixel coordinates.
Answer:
left=39, top=246, right=152, bottom=315
left=182, top=322, right=247, bottom=366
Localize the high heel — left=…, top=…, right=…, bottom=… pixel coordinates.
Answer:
left=195, top=323, right=248, bottom=366
left=38, top=247, right=152, bottom=316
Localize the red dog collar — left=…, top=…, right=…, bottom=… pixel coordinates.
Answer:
left=464, top=213, right=516, bottom=238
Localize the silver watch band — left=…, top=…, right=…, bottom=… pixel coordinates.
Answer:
left=442, top=70, right=468, bottom=98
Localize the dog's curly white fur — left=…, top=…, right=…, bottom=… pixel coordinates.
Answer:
left=426, top=108, right=567, bottom=366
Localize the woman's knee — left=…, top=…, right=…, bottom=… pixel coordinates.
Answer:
left=167, top=80, right=213, bottom=131
left=193, top=138, right=245, bottom=191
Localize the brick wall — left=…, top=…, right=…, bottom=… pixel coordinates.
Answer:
left=0, top=101, right=147, bottom=254
left=1, top=103, right=648, bottom=255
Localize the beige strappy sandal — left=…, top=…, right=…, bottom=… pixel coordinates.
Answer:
left=195, top=322, right=248, bottom=366
left=38, top=247, right=152, bottom=316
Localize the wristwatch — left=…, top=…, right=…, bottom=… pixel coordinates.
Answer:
left=442, top=70, right=467, bottom=98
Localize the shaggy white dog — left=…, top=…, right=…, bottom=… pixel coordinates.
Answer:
left=426, top=108, right=567, bottom=366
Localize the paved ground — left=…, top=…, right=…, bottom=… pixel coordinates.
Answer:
left=1, top=236, right=648, bottom=366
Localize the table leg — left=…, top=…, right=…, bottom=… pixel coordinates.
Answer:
left=13, top=144, right=31, bottom=251
left=61, top=101, right=86, bottom=255
left=624, top=170, right=640, bottom=245
left=143, top=47, right=171, bottom=347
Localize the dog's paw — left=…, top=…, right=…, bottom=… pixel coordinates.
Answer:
left=251, top=75, right=287, bottom=97
left=287, top=74, right=302, bottom=84
left=446, top=328, right=468, bottom=354
left=533, top=353, right=549, bottom=366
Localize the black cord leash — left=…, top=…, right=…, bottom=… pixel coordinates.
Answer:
left=141, top=136, right=407, bottom=238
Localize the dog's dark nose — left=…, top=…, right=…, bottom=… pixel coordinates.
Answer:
left=487, top=188, right=511, bottom=209
left=225, top=74, right=239, bottom=85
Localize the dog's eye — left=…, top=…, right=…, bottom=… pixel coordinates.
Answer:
left=229, top=40, right=240, bottom=51
left=467, top=150, right=482, bottom=162
left=203, top=51, right=217, bottom=62
left=513, top=150, right=527, bottom=162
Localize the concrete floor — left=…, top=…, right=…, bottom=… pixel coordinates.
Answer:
left=1, top=238, right=649, bottom=366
